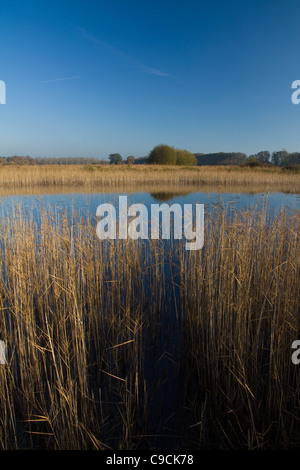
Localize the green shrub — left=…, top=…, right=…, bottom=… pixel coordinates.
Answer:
left=175, top=149, right=197, bottom=166
left=148, top=144, right=177, bottom=165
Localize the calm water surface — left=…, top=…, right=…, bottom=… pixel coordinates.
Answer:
left=0, top=189, right=299, bottom=221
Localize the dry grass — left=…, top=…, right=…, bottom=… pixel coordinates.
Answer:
left=0, top=164, right=299, bottom=193
left=0, top=203, right=299, bottom=449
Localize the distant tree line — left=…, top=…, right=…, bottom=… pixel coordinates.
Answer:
left=195, top=152, right=247, bottom=166
left=1, top=147, right=299, bottom=167
left=0, top=156, right=109, bottom=165
left=195, top=149, right=300, bottom=167
left=0, top=155, right=36, bottom=165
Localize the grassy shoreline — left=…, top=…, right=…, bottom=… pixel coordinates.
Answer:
left=0, top=164, right=299, bottom=193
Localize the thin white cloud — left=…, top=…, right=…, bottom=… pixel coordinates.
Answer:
left=141, top=66, right=170, bottom=77
left=42, top=76, right=80, bottom=83
left=78, top=28, right=170, bottom=78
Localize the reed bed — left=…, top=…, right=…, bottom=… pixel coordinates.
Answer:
left=0, top=202, right=299, bottom=449
left=0, top=164, right=299, bottom=193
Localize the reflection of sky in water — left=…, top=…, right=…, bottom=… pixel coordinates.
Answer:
left=0, top=191, right=299, bottom=223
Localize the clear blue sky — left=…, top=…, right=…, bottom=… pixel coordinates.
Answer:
left=1, top=0, right=300, bottom=159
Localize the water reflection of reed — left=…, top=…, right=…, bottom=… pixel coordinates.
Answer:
left=0, top=183, right=298, bottom=199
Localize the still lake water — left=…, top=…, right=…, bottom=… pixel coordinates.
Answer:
left=1, top=189, right=299, bottom=222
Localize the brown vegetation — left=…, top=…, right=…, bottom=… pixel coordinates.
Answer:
left=0, top=204, right=299, bottom=449
left=0, top=164, right=299, bottom=193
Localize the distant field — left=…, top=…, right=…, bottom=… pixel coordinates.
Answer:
left=0, top=164, right=299, bottom=193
